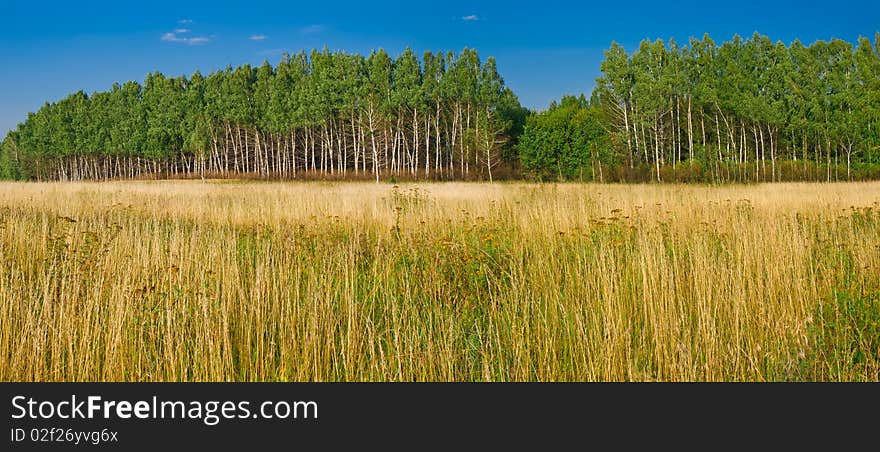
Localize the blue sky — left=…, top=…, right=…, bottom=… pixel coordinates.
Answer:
left=2, top=1, right=878, bottom=136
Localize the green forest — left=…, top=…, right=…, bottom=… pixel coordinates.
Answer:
left=2, top=32, right=880, bottom=182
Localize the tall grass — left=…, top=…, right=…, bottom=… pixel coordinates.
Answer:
left=0, top=181, right=877, bottom=381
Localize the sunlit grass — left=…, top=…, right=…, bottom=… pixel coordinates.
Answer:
left=0, top=181, right=878, bottom=381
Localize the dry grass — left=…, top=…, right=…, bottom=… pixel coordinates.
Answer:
left=0, top=180, right=878, bottom=381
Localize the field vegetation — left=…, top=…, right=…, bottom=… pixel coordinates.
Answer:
left=1, top=181, right=877, bottom=381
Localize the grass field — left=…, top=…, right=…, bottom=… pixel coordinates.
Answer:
left=0, top=181, right=878, bottom=381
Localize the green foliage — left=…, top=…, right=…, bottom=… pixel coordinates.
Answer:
left=517, top=95, right=611, bottom=180
left=594, top=32, right=880, bottom=182
left=9, top=33, right=880, bottom=183
left=1, top=134, right=16, bottom=179
left=794, top=287, right=880, bottom=381
left=10, top=48, right=522, bottom=181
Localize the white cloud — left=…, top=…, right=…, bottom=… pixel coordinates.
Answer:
left=178, top=19, right=193, bottom=24
left=249, top=34, right=268, bottom=41
left=187, top=36, right=210, bottom=45
left=462, top=15, right=479, bottom=21
left=299, top=24, right=325, bottom=34
left=161, top=32, right=210, bottom=45
left=174, top=28, right=191, bottom=33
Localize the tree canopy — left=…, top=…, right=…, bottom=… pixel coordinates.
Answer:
left=1, top=48, right=524, bottom=181
left=4, top=34, right=880, bottom=182
left=586, top=32, right=880, bottom=182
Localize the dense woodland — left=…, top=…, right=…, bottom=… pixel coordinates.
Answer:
left=0, top=48, right=525, bottom=181
left=3, top=33, right=880, bottom=182
left=589, top=32, right=880, bottom=182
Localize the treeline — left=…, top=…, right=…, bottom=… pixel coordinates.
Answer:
left=0, top=48, right=526, bottom=181
left=5, top=34, right=880, bottom=183
left=517, top=95, right=611, bottom=181
left=517, top=32, right=880, bottom=182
